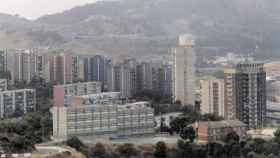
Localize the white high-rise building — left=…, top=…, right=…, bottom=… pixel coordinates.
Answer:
left=172, top=35, right=196, bottom=106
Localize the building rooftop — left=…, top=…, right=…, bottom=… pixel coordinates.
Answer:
left=247, top=128, right=277, bottom=140
left=76, top=92, right=121, bottom=99
left=267, top=101, right=280, bottom=112
left=236, top=60, right=265, bottom=68
left=0, top=89, right=34, bottom=93
left=54, top=81, right=100, bottom=88
left=195, top=120, right=246, bottom=129
left=177, top=34, right=195, bottom=47
left=200, top=76, right=223, bottom=81
left=63, top=101, right=151, bottom=110
left=224, top=68, right=236, bottom=74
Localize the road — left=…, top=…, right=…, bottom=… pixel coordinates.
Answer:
left=35, top=145, right=69, bottom=156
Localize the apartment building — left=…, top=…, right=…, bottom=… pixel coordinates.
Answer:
left=53, top=102, right=155, bottom=139
left=0, top=79, right=7, bottom=91
left=192, top=120, right=247, bottom=143
left=0, top=50, right=7, bottom=73
left=200, top=78, right=225, bottom=117
left=224, top=62, right=266, bottom=129
left=0, top=89, right=36, bottom=118
left=51, top=54, right=73, bottom=84
left=158, top=65, right=172, bottom=96
left=53, top=81, right=102, bottom=106
left=82, top=56, right=109, bottom=87
left=224, top=69, right=238, bottom=120
left=136, top=62, right=154, bottom=92
left=113, top=60, right=137, bottom=99
left=172, top=35, right=196, bottom=106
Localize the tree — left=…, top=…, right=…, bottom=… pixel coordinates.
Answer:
left=223, top=131, right=241, bottom=157
left=180, top=126, right=196, bottom=143
left=191, top=145, right=207, bottom=158
left=207, top=142, right=225, bottom=158
left=263, top=142, right=279, bottom=156
left=116, top=143, right=138, bottom=158
left=90, top=143, right=106, bottom=158
left=274, top=127, right=280, bottom=144
left=170, top=117, right=192, bottom=133
left=66, top=137, right=90, bottom=157
left=0, top=71, right=11, bottom=80
left=224, top=140, right=241, bottom=157
left=154, top=141, right=167, bottom=158
left=251, top=138, right=266, bottom=154
left=9, top=135, right=34, bottom=153
left=245, top=138, right=266, bottom=155
left=241, top=145, right=252, bottom=158
left=41, top=114, right=53, bottom=140
left=66, top=137, right=86, bottom=151
left=201, top=113, right=223, bottom=121
left=176, top=140, right=192, bottom=158
left=223, top=131, right=240, bottom=144
left=160, top=117, right=167, bottom=133
left=174, top=100, right=182, bottom=106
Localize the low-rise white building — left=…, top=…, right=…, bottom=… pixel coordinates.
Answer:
left=52, top=102, right=155, bottom=139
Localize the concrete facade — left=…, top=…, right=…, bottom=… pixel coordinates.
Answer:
left=0, top=89, right=36, bottom=118
left=0, top=79, right=7, bottom=92
left=224, top=62, right=267, bottom=129
left=52, top=102, right=155, bottom=139
left=200, top=78, right=225, bottom=117
left=69, top=92, right=122, bottom=106
left=172, top=35, right=196, bottom=106
left=53, top=82, right=102, bottom=107
left=192, top=120, right=247, bottom=143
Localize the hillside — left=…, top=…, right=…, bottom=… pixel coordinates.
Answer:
left=2, top=0, right=280, bottom=58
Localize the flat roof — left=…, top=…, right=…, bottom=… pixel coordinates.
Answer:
left=195, top=120, right=246, bottom=129
left=63, top=101, right=151, bottom=110
left=0, top=89, right=34, bottom=93
left=54, top=81, right=101, bottom=88
left=267, top=101, right=280, bottom=112
left=75, top=92, right=121, bottom=99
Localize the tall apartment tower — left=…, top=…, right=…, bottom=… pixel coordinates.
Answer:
left=6, top=50, right=38, bottom=83
left=224, top=62, right=266, bottom=129
left=136, top=62, right=160, bottom=93
left=82, top=55, right=113, bottom=91
left=158, top=65, right=172, bottom=96
left=113, top=59, right=137, bottom=98
left=50, top=54, right=80, bottom=84
left=224, top=69, right=238, bottom=120
left=136, top=62, right=153, bottom=93
left=172, top=35, right=196, bottom=106
left=200, top=78, right=225, bottom=117
left=0, top=50, right=7, bottom=73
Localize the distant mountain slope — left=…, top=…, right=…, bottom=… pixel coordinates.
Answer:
left=0, top=13, right=66, bottom=48
left=2, top=0, right=280, bottom=58
left=35, top=0, right=280, bottom=58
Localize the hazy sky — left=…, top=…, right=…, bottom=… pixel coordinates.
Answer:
left=0, top=0, right=97, bottom=20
